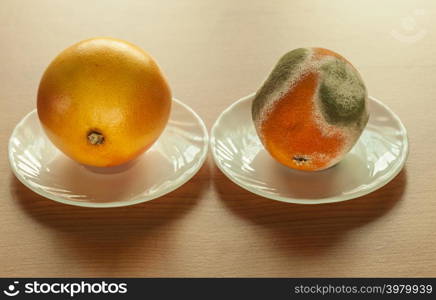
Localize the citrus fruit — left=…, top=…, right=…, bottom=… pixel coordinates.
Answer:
left=252, top=47, right=369, bottom=171
left=37, top=37, right=171, bottom=167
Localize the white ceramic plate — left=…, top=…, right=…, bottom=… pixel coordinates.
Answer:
left=9, top=98, right=208, bottom=208
left=211, top=93, right=408, bottom=204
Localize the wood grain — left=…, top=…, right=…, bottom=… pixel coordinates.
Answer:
left=1, top=0, right=435, bottom=277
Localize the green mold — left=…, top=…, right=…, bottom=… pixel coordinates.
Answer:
left=319, top=59, right=367, bottom=127
left=252, top=48, right=309, bottom=122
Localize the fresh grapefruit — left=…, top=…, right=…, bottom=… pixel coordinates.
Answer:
left=37, top=37, right=171, bottom=167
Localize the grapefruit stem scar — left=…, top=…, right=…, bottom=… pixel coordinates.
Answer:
left=87, top=130, right=105, bottom=145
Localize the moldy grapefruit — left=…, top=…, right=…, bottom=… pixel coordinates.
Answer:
left=252, top=47, right=369, bottom=171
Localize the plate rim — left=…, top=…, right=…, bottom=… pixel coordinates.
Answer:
left=210, top=93, right=409, bottom=205
left=8, top=98, right=209, bottom=208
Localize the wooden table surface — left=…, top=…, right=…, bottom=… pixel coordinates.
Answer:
left=1, top=0, right=435, bottom=277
